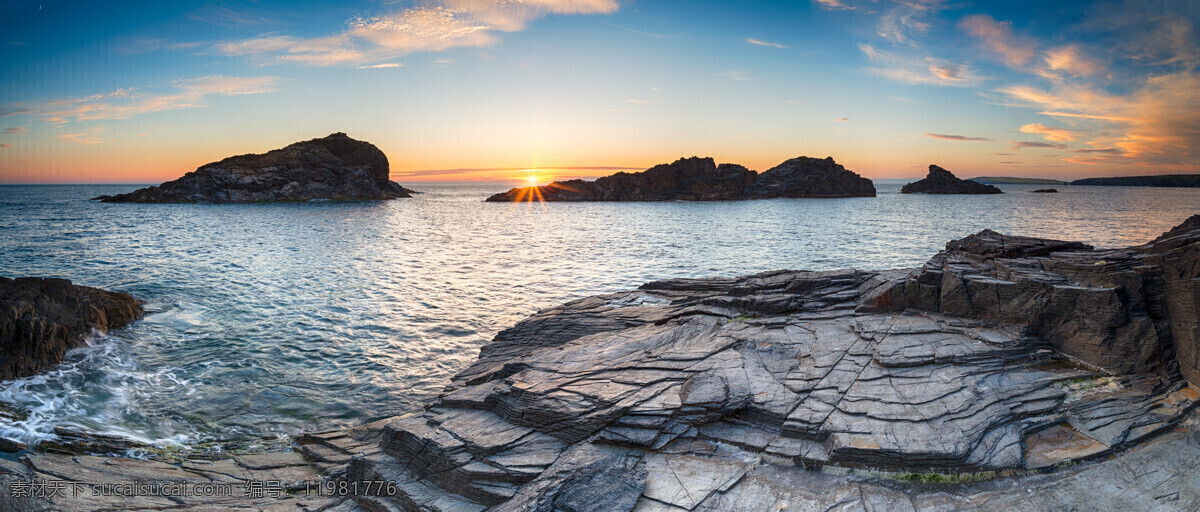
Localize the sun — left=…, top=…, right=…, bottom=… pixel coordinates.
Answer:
left=526, top=176, right=539, bottom=185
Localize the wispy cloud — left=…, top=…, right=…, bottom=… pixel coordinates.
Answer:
left=960, top=14, right=1036, bottom=67
left=746, top=38, right=788, bottom=49
left=186, top=4, right=276, bottom=27
left=888, top=95, right=917, bottom=103
left=16, top=76, right=280, bottom=125
left=58, top=127, right=105, bottom=145
left=1, top=108, right=28, bottom=117
left=1009, top=141, right=1067, bottom=150
left=0, top=144, right=9, bottom=149
left=1019, top=123, right=1081, bottom=142
left=434, top=58, right=455, bottom=64
left=359, top=63, right=403, bottom=69
left=716, top=70, right=755, bottom=82
left=785, top=100, right=805, bottom=105
left=926, top=133, right=991, bottom=142
left=833, top=117, right=849, bottom=122
left=2, top=126, right=25, bottom=135
left=220, top=1, right=618, bottom=66
left=876, top=0, right=946, bottom=47
left=627, top=99, right=655, bottom=105
left=859, top=44, right=984, bottom=87
left=1043, top=44, right=1103, bottom=77
left=811, top=0, right=858, bottom=11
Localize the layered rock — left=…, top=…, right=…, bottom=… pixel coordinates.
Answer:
left=0, top=277, right=143, bottom=380
left=99, top=133, right=415, bottom=203
left=901, top=165, right=1003, bottom=194
left=344, top=217, right=1200, bottom=511
left=484, top=155, right=875, bottom=202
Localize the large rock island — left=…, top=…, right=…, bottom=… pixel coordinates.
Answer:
left=337, top=216, right=1200, bottom=511
left=902, top=165, right=1003, bottom=194
left=485, top=156, right=875, bottom=202
left=98, top=133, right=415, bottom=203
left=0, top=277, right=143, bottom=380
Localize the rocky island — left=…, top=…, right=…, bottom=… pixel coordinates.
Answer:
left=5, top=218, right=1200, bottom=510
left=902, top=165, right=1003, bottom=194
left=485, top=156, right=875, bottom=202
left=96, top=133, right=415, bottom=203
left=1072, top=174, right=1200, bottom=188
left=0, top=277, right=142, bottom=381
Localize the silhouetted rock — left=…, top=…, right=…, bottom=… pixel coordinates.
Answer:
left=1072, top=174, right=1200, bottom=187
left=99, top=133, right=415, bottom=203
left=485, top=155, right=875, bottom=202
left=901, top=165, right=1003, bottom=194
left=0, top=277, right=143, bottom=380
left=742, top=156, right=875, bottom=198
left=1032, top=188, right=1059, bottom=193
left=342, top=216, right=1200, bottom=510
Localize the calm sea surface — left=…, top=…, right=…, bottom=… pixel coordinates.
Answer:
left=0, top=181, right=1197, bottom=448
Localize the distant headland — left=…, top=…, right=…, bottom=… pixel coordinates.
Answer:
left=95, top=133, right=416, bottom=203
left=1071, top=174, right=1200, bottom=187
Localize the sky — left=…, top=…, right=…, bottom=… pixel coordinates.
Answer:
left=1, top=0, right=1198, bottom=184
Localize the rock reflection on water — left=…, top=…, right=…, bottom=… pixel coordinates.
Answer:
left=0, top=182, right=1196, bottom=446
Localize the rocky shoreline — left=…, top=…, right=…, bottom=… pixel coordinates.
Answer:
left=0, top=277, right=143, bottom=381
left=3, top=218, right=1200, bottom=511
left=485, top=156, right=876, bottom=202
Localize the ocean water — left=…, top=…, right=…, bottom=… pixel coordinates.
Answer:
left=0, top=181, right=1197, bottom=449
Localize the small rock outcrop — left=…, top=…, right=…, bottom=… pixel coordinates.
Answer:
left=0, top=277, right=143, bottom=380
left=342, top=216, right=1200, bottom=510
left=98, top=133, right=415, bottom=203
left=901, top=165, right=1003, bottom=194
left=485, top=156, right=875, bottom=202
left=741, top=156, right=876, bottom=198
left=1032, top=188, right=1059, bottom=193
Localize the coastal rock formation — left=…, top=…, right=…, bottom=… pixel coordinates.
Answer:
left=1032, top=188, right=1059, bottom=193
left=741, top=156, right=876, bottom=198
left=484, top=155, right=875, bottom=202
left=98, top=133, right=415, bottom=203
left=901, top=165, right=1003, bottom=194
left=0, top=277, right=143, bottom=380
left=1072, top=174, right=1200, bottom=187
left=342, top=216, right=1200, bottom=511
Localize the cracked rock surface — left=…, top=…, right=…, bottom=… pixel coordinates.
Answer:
left=348, top=215, right=1200, bottom=511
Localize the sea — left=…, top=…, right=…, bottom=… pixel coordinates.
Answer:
left=0, top=181, right=1196, bottom=450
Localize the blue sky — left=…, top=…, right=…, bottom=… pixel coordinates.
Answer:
left=1, top=0, right=1197, bottom=183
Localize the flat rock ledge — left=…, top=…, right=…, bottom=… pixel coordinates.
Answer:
left=97, top=133, right=415, bottom=203
left=485, top=156, right=876, bottom=202
left=902, top=165, right=1003, bottom=194
left=346, top=215, right=1200, bottom=510
left=0, top=277, right=143, bottom=381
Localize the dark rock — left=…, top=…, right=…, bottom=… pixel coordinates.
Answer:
left=485, top=155, right=874, bottom=202
left=0, top=277, right=143, bottom=380
left=741, top=156, right=875, bottom=198
left=901, top=165, right=1003, bottom=194
left=100, top=133, right=416, bottom=203
left=1032, top=188, right=1059, bottom=193
left=1072, top=174, right=1200, bottom=187
left=343, top=217, right=1200, bottom=510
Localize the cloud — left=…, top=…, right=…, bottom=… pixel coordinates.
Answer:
left=1, top=107, right=28, bottom=117
left=22, top=76, right=279, bottom=125
left=888, top=95, right=917, bottom=103
left=1072, top=147, right=1124, bottom=155
left=2, top=126, right=25, bottom=135
left=926, top=133, right=991, bottom=141
left=876, top=0, right=946, bottom=47
left=58, top=127, right=105, bottom=145
left=360, top=63, right=403, bottom=69
left=859, top=44, right=984, bottom=86
left=627, top=99, right=655, bottom=104
left=785, top=100, right=804, bottom=105
left=960, top=14, right=1036, bottom=67
left=1009, top=141, right=1067, bottom=150
left=1043, top=44, right=1103, bottom=77
left=187, top=4, right=275, bottom=27
left=219, top=0, right=618, bottom=66
left=0, top=144, right=9, bottom=148
left=434, top=58, right=455, bottom=64
left=746, top=38, right=788, bottom=49
left=833, top=117, right=849, bottom=122
left=1019, top=123, right=1082, bottom=142
left=812, top=0, right=857, bottom=11
left=717, top=70, right=755, bottom=82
